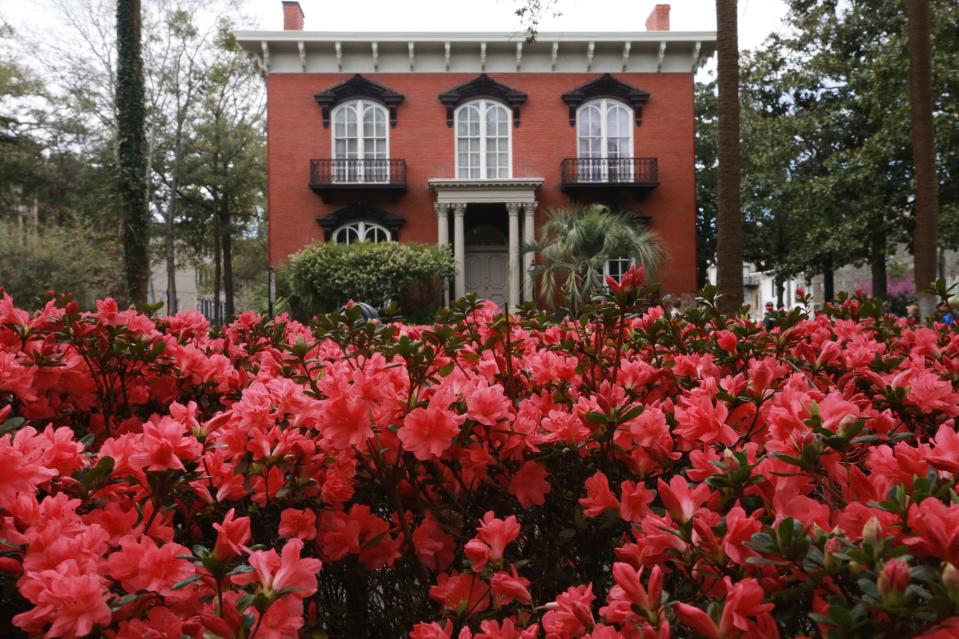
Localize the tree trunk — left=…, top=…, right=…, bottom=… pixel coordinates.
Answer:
left=714, top=0, right=742, bottom=314
left=221, top=197, right=234, bottom=321
left=871, top=230, right=888, bottom=299
left=164, top=116, right=187, bottom=316
left=116, top=0, right=149, bottom=305
left=213, top=208, right=222, bottom=325
left=907, top=0, right=940, bottom=319
left=823, top=264, right=835, bottom=303
left=164, top=184, right=179, bottom=316
left=696, top=254, right=708, bottom=290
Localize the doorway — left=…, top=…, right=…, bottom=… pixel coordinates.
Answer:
left=464, top=204, right=508, bottom=307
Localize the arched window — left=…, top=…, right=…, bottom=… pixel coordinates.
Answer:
left=332, top=221, right=391, bottom=244
left=577, top=99, right=633, bottom=182
left=332, top=100, right=388, bottom=182
left=455, top=100, right=510, bottom=179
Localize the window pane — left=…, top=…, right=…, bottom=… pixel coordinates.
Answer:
left=606, top=258, right=632, bottom=282
left=345, top=108, right=357, bottom=136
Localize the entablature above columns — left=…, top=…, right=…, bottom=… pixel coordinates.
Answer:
left=428, top=178, right=543, bottom=206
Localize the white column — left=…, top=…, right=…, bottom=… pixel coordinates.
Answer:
left=523, top=201, right=536, bottom=302
left=435, top=203, right=450, bottom=306
left=506, top=202, right=521, bottom=309
left=452, top=203, right=466, bottom=300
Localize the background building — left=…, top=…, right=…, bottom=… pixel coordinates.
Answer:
left=237, top=2, right=715, bottom=306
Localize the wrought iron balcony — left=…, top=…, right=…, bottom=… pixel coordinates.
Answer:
left=309, top=159, right=407, bottom=202
left=560, top=157, right=659, bottom=194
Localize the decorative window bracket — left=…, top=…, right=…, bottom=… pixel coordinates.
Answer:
left=316, top=202, right=406, bottom=241
left=438, top=74, right=528, bottom=127
left=314, top=74, right=405, bottom=127
left=561, top=73, right=650, bottom=127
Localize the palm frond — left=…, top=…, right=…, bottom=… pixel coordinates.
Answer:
left=530, top=204, right=663, bottom=310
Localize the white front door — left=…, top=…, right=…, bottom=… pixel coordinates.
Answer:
left=465, top=248, right=508, bottom=307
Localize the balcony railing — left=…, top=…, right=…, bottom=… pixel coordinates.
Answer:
left=309, top=159, right=407, bottom=201
left=560, top=157, right=659, bottom=193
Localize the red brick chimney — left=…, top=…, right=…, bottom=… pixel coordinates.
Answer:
left=645, top=3, right=670, bottom=31
left=282, top=1, right=304, bottom=30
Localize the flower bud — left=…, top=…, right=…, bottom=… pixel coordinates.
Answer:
left=878, top=558, right=910, bottom=603
left=722, top=448, right=740, bottom=473
left=823, top=537, right=842, bottom=572
left=943, top=563, right=959, bottom=603
left=943, top=563, right=959, bottom=589
left=861, top=516, right=882, bottom=547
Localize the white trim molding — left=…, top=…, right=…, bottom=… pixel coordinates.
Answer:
left=428, top=178, right=543, bottom=205
left=235, top=31, right=716, bottom=74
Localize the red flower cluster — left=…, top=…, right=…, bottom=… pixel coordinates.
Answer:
left=1, top=280, right=959, bottom=638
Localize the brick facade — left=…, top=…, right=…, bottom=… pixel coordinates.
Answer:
left=265, top=71, right=698, bottom=295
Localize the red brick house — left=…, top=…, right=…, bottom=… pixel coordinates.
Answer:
left=237, top=2, right=714, bottom=306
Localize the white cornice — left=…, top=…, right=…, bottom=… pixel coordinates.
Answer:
left=429, top=178, right=544, bottom=204
left=429, top=178, right=545, bottom=189
left=235, top=31, right=716, bottom=75
left=234, top=31, right=717, bottom=43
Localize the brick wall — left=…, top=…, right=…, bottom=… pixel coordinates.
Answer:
left=265, top=71, right=697, bottom=294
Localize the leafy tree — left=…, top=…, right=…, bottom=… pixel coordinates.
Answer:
left=0, top=219, right=123, bottom=306
left=150, top=6, right=209, bottom=315
left=695, top=79, right=718, bottom=290
left=115, top=0, right=149, bottom=304
left=528, top=205, right=663, bottom=314
left=176, top=23, right=264, bottom=323
left=729, top=0, right=958, bottom=303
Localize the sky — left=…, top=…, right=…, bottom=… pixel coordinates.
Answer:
left=2, top=0, right=790, bottom=53
left=251, top=0, right=790, bottom=52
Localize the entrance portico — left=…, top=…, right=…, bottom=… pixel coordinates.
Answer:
left=429, top=178, right=543, bottom=307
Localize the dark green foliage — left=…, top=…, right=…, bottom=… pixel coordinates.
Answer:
left=283, top=241, right=456, bottom=323
left=695, top=80, right=718, bottom=289
left=0, top=221, right=124, bottom=307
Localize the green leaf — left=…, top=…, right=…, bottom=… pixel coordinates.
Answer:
left=171, top=574, right=204, bottom=590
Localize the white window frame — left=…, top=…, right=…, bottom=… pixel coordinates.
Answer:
left=332, top=221, right=392, bottom=245
left=331, top=99, right=390, bottom=183
left=603, top=257, right=636, bottom=284
left=576, top=98, right=634, bottom=182
left=454, top=99, right=512, bottom=180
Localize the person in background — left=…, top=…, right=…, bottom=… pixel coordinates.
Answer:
left=937, top=301, right=955, bottom=327
left=905, top=304, right=920, bottom=324
left=670, top=298, right=682, bottom=318
left=762, top=301, right=776, bottom=331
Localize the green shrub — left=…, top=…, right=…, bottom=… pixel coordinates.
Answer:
left=283, top=241, right=455, bottom=323
left=0, top=220, right=123, bottom=308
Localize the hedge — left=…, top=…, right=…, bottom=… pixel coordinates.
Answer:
left=283, top=240, right=455, bottom=322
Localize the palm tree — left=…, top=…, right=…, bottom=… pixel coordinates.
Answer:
left=527, top=205, right=663, bottom=313
left=714, top=0, right=743, bottom=314
left=116, top=0, right=149, bottom=304
left=907, top=0, right=939, bottom=318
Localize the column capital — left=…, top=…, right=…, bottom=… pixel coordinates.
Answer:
left=525, top=200, right=538, bottom=213
left=505, top=201, right=523, bottom=215
left=451, top=202, right=467, bottom=216
left=434, top=202, right=449, bottom=216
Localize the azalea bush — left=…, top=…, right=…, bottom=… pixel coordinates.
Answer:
left=2, top=271, right=959, bottom=638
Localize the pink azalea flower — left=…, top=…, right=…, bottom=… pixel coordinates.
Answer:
left=508, top=461, right=551, bottom=508
left=13, top=560, right=112, bottom=638
left=465, top=383, right=512, bottom=425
